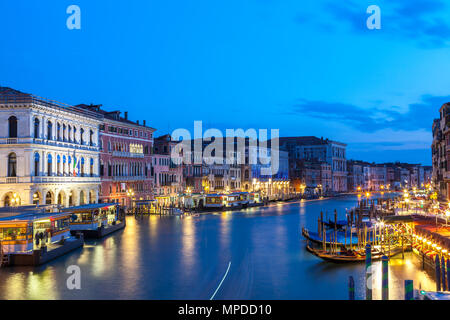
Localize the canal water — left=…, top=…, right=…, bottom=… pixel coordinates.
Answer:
left=0, top=195, right=437, bottom=300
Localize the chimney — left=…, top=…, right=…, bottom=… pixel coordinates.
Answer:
left=137, top=120, right=139, bottom=125
left=124, top=112, right=128, bottom=120
left=143, top=120, right=146, bottom=126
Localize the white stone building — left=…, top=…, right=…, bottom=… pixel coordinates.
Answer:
left=0, top=87, right=102, bottom=207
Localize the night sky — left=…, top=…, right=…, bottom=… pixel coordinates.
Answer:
left=1, top=0, right=450, bottom=165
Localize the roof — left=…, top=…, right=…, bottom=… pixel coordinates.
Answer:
left=76, top=104, right=156, bottom=131
left=0, top=87, right=103, bottom=120
left=279, top=136, right=328, bottom=146
left=383, top=215, right=414, bottom=224
left=0, top=211, right=70, bottom=222
left=60, top=203, right=118, bottom=212
left=132, top=200, right=156, bottom=204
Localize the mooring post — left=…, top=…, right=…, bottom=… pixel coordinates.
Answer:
left=334, top=209, right=338, bottom=253
left=436, top=255, right=441, bottom=292
left=447, top=258, right=450, bottom=291
left=320, top=211, right=323, bottom=235
left=442, top=256, right=447, bottom=291
left=349, top=276, right=355, bottom=300
left=404, top=280, right=414, bottom=300
left=365, top=244, right=372, bottom=300
left=382, top=255, right=389, bottom=300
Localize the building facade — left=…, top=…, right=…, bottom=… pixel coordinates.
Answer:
left=432, top=103, right=450, bottom=200
left=0, top=87, right=102, bottom=207
left=280, top=136, right=347, bottom=193
left=347, top=160, right=366, bottom=192
left=154, top=134, right=184, bottom=205
left=77, top=105, right=155, bottom=207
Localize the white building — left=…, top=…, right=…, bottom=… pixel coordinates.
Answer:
left=0, top=87, right=102, bottom=207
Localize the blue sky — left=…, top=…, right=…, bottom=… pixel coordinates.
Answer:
left=1, top=0, right=450, bottom=165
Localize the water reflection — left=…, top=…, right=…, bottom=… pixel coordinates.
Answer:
left=0, top=195, right=437, bottom=300
left=181, top=216, right=196, bottom=273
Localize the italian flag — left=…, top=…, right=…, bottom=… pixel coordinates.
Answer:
left=73, top=152, right=78, bottom=177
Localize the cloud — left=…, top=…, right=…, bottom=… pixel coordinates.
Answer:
left=292, top=94, right=450, bottom=133
left=313, top=0, right=450, bottom=48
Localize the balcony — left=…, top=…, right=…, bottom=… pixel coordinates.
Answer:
left=0, top=137, right=98, bottom=152
left=444, top=172, right=450, bottom=181
left=111, top=151, right=144, bottom=158
left=0, top=175, right=101, bottom=184
left=112, top=176, right=147, bottom=181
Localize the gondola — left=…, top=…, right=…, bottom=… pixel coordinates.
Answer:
left=301, top=227, right=361, bottom=246
left=306, top=243, right=407, bottom=263
left=322, top=219, right=347, bottom=229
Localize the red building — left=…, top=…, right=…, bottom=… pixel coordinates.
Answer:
left=77, top=104, right=155, bottom=207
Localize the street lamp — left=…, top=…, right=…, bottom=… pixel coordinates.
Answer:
left=32, top=192, right=39, bottom=205
left=11, top=193, right=20, bottom=206
left=127, top=188, right=135, bottom=211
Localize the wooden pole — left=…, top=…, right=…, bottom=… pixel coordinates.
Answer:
left=349, top=276, right=355, bottom=300
left=436, top=255, right=442, bottom=292
left=365, top=244, right=372, bottom=300
left=404, top=280, right=414, bottom=300
left=382, top=256, right=389, bottom=300
left=334, top=209, right=337, bottom=254
left=447, top=259, right=450, bottom=291
left=442, top=256, right=447, bottom=291
left=350, top=224, right=353, bottom=251
left=344, top=226, right=347, bottom=248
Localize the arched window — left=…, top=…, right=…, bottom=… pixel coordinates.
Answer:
left=69, top=191, right=74, bottom=206
left=90, top=158, right=94, bottom=177
left=57, top=155, right=61, bottom=175
left=80, top=128, right=84, bottom=145
left=46, top=191, right=52, bottom=205
left=100, top=160, right=104, bottom=177
left=8, top=116, right=17, bottom=138
left=89, top=130, right=94, bottom=146
left=80, top=190, right=85, bottom=205
left=68, top=125, right=72, bottom=142
left=47, top=121, right=53, bottom=140
left=34, top=153, right=40, bottom=177
left=81, top=157, right=85, bottom=176
left=47, top=154, right=52, bottom=176
left=4, top=195, right=11, bottom=207
left=7, top=153, right=17, bottom=177
left=34, top=118, right=40, bottom=139
left=63, top=155, right=67, bottom=175
left=73, top=127, right=77, bottom=143
left=57, top=123, right=61, bottom=141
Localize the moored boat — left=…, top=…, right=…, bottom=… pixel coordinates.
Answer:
left=305, top=244, right=388, bottom=263
left=203, top=194, right=225, bottom=210
left=61, top=203, right=125, bottom=238
left=0, top=211, right=83, bottom=266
